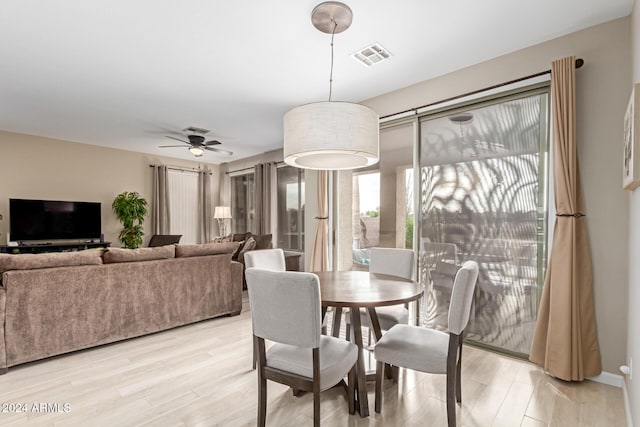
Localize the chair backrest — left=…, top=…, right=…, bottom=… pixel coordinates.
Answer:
left=243, top=248, right=286, bottom=271
left=246, top=268, right=322, bottom=348
left=447, top=261, right=479, bottom=335
left=148, top=234, right=182, bottom=247
left=369, top=247, right=415, bottom=280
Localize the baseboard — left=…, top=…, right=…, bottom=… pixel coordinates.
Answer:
left=587, top=371, right=623, bottom=387
left=622, top=378, right=634, bottom=427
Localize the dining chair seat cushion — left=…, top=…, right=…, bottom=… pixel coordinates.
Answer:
left=267, top=335, right=358, bottom=390
left=374, top=324, right=449, bottom=374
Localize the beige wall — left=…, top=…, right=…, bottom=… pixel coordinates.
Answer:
left=628, top=1, right=640, bottom=424
left=0, top=131, right=221, bottom=246
left=363, top=17, right=631, bottom=375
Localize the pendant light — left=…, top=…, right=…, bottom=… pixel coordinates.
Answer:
left=283, top=2, right=379, bottom=170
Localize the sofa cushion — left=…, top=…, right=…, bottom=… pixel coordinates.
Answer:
left=103, top=245, right=175, bottom=264
left=0, top=248, right=104, bottom=274
left=175, top=242, right=240, bottom=258
left=253, top=234, right=273, bottom=250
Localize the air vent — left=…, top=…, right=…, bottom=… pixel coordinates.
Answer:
left=351, top=43, right=392, bottom=67
left=183, top=126, right=210, bottom=135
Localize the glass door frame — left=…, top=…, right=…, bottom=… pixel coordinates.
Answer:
left=378, top=81, right=551, bottom=358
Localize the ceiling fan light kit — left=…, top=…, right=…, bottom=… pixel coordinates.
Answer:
left=189, top=146, right=204, bottom=156
left=159, top=130, right=233, bottom=158
left=283, top=1, right=379, bottom=170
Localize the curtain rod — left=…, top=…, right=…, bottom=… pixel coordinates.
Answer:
left=149, top=164, right=213, bottom=175
left=225, top=161, right=286, bottom=175
left=380, top=58, right=584, bottom=121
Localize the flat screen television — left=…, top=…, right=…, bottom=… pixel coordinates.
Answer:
left=9, top=199, right=101, bottom=242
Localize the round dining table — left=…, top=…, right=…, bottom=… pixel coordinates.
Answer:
left=314, top=270, right=424, bottom=417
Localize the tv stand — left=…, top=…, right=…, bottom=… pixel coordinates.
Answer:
left=0, top=241, right=111, bottom=254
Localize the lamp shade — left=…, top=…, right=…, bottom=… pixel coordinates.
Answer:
left=189, top=147, right=204, bottom=156
left=213, top=206, right=232, bottom=219
left=283, top=101, right=379, bottom=170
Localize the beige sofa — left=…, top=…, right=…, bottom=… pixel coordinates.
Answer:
left=0, top=242, right=242, bottom=374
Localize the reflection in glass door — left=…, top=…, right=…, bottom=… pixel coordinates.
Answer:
left=351, top=123, right=414, bottom=270
left=419, top=90, right=549, bottom=355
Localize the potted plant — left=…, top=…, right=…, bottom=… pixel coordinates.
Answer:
left=112, top=191, right=148, bottom=248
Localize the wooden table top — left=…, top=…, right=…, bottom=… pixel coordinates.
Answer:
left=314, top=270, right=423, bottom=308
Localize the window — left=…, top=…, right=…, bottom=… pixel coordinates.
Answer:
left=167, top=169, right=200, bottom=244
left=231, top=173, right=255, bottom=234
left=230, top=165, right=304, bottom=248
left=276, top=166, right=305, bottom=251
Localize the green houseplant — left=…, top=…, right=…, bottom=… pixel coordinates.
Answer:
left=112, top=191, right=148, bottom=249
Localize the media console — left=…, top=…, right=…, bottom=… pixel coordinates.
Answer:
left=0, top=242, right=111, bottom=254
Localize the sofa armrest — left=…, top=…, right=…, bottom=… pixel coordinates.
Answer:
left=231, top=260, right=243, bottom=293
left=0, top=285, right=6, bottom=373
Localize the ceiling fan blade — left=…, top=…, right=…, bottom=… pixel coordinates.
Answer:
left=158, top=145, right=188, bottom=148
left=165, top=135, right=189, bottom=144
left=204, top=146, right=233, bottom=156
left=204, top=140, right=222, bottom=146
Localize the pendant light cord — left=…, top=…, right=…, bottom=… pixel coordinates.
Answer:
left=328, top=19, right=338, bottom=102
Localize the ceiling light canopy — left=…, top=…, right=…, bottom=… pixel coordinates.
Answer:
left=283, top=1, right=379, bottom=170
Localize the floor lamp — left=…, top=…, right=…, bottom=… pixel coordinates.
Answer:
left=214, top=206, right=232, bottom=237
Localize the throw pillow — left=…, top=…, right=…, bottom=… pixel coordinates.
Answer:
left=0, top=248, right=104, bottom=275
left=213, top=235, right=232, bottom=243
left=238, top=236, right=257, bottom=262
left=253, top=234, right=273, bottom=250
left=175, top=241, right=240, bottom=258
left=231, top=240, right=245, bottom=261
left=103, top=245, right=175, bottom=264
left=231, top=232, right=251, bottom=242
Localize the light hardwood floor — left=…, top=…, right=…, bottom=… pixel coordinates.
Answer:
left=0, top=293, right=626, bottom=426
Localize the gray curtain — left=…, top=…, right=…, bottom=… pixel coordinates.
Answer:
left=151, top=165, right=170, bottom=234
left=254, top=162, right=276, bottom=235
left=198, top=170, right=212, bottom=243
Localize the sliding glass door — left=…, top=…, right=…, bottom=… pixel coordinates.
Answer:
left=419, top=89, right=549, bottom=355
left=351, top=122, right=414, bottom=269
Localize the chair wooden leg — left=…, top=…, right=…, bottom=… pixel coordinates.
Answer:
left=385, top=363, right=395, bottom=380
left=252, top=335, right=257, bottom=370
left=313, top=348, right=321, bottom=427
left=447, top=334, right=460, bottom=427
left=375, top=360, right=384, bottom=413
left=345, top=323, right=351, bottom=342
left=456, top=332, right=464, bottom=403
left=348, top=365, right=356, bottom=415
left=257, top=337, right=267, bottom=427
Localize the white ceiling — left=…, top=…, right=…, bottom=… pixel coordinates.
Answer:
left=0, top=0, right=632, bottom=165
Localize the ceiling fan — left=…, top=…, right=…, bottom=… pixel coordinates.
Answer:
left=159, top=134, right=233, bottom=157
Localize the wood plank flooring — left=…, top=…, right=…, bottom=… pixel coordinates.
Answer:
left=0, top=293, right=626, bottom=426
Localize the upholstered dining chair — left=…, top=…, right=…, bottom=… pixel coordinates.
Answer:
left=373, top=260, right=479, bottom=427
left=345, top=247, right=415, bottom=341
left=245, top=268, right=358, bottom=427
left=147, top=234, right=182, bottom=247
left=244, top=248, right=286, bottom=369
left=243, top=248, right=286, bottom=271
